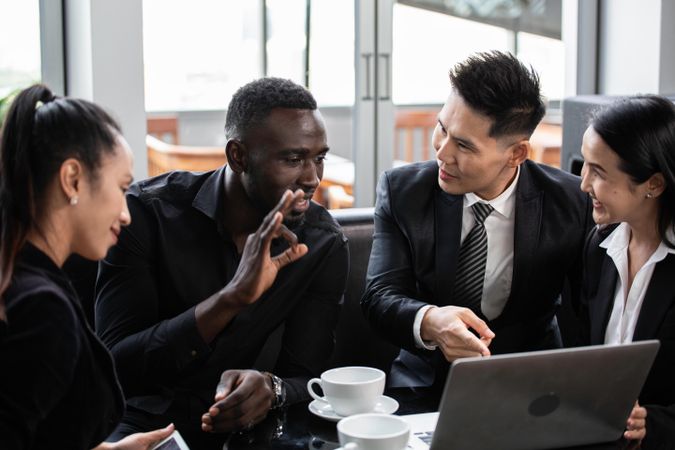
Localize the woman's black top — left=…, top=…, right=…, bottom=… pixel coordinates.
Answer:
left=0, top=243, right=124, bottom=450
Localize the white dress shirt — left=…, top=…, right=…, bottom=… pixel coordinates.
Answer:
left=601, top=222, right=675, bottom=344
left=414, top=167, right=519, bottom=349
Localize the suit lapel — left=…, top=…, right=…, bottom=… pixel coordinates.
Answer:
left=507, top=164, right=542, bottom=316
left=590, top=255, right=618, bottom=344
left=634, top=254, right=675, bottom=340
left=434, top=188, right=463, bottom=306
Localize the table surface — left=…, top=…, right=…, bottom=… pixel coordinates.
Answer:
left=181, top=387, right=637, bottom=450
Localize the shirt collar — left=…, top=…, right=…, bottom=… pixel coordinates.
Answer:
left=192, top=165, right=226, bottom=221
left=599, top=222, right=630, bottom=257
left=600, top=222, right=675, bottom=262
left=464, top=165, right=520, bottom=219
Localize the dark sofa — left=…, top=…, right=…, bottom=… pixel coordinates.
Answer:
left=251, top=207, right=399, bottom=373
left=327, top=208, right=399, bottom=372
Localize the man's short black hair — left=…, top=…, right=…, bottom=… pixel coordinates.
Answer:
left=449, top=51, right=545, bottom=139
left=225, top=77, right=317, bottom=141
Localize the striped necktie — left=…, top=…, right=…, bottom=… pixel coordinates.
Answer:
left=452, top=202, right=494, bottom=314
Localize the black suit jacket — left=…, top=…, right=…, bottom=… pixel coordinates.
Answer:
left=581, top=226, right=675, bottom=447
left=362, top=160, right=591, bottom=388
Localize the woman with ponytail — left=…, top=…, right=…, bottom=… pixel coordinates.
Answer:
left=0, top=85, right=174, bottom=450
left=580, top=95, right=675, bottom=448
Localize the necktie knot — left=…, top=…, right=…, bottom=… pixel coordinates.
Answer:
left=472, top=202, right=494, bottom=225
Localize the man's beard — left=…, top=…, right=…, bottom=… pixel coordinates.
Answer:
left=283, top=209, right=305, bottom=229
left=245, top=173, right=306, bottom=229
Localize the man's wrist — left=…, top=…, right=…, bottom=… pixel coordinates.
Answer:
left=263, top=371, right=286, bottom=409
left=414, top=305, right=438, bottom=350
left=216, top=284, right=249, bottom=310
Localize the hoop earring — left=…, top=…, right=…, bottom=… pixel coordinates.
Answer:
left=70, top=196, right=79, bottom=206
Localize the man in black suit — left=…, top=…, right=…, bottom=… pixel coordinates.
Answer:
left=362, top=51, right=592, bottom=390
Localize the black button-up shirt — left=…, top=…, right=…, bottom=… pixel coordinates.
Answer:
left=95, top=167, right=348, bottom=426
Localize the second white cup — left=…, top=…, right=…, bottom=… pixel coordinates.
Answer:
left=337, top=413, right=410, bottom=450
left=307, top=366, right=385, bottom=416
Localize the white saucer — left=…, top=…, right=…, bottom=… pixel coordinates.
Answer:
left=308, top=395, right=399, bottom=422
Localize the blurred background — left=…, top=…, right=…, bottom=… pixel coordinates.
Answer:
left=2, top=0, right=674, bottom=208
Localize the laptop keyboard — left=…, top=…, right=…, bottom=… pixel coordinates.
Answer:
left=414, top=431, right=434, bottom=444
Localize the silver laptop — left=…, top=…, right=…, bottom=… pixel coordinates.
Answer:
left=402, top=341, right=660, bottom=450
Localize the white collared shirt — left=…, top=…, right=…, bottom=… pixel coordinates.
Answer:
left=601, top=223, right=675, bottom=344
left=414, top=167, right=519, bottom=349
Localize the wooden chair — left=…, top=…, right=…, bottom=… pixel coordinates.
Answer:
left=146, top=135, right=226, bottom=177
left=315, top=153, right=355, bottom=209
left=529, top=123, right=562, bottom=168
left=145, top=112, right=354, bottom=208
left=146, top=136, right=355, bottom=209
left=147, top=115, right=179, bottom=144
left=394, top=110, right=438, bottom=163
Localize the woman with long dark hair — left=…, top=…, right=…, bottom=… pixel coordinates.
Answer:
left=0, top=85, right=173, bottom=449
left=580, top=95, right=675, bottom=447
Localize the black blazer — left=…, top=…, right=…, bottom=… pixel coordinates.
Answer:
left=0, top=243, right=124, bottom=450
left=581, top=226, right=675, bottom=447
left=362, top=160, right=591, bottom=388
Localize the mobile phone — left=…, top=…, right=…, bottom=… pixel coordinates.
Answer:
left=150, top=430, right=191, bottom=450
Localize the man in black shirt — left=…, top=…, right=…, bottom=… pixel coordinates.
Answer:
left=95, top=78, right=349, bottom=446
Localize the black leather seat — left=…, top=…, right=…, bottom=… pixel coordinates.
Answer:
left=328, top=208, right=398, bottom=372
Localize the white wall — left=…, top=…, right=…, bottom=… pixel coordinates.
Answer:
left=659, top=0, right=675, bottom=94
left=598, top=0, right=674, bottom=95
left=65, top=0, right=148, bottom=180
left=64, top=0, right=93, bottom=99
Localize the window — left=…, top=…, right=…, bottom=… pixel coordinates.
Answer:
left=307, top=0, right=355, bottom=106
left=265, top=0, right=306, bottom=84
left=142, top=0, right=262, bottom=112
left=392, top=0, right=564, bottom=106
left=142, top=0, right=355, bottom=111
left=517, top=31, right=565, bottom=102
left=0, top=0, right=41, bottom=98
left=392, top=4, right=511, bottom=105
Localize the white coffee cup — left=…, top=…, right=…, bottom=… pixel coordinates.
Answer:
left=307, top=366, right=385, bottom=416
left=336, top=413, right=410, bottom=450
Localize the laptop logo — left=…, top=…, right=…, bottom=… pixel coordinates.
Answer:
left=528, top=392, right=560, bottom=417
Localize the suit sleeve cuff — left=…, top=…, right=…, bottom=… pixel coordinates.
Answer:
left=413, top=305, right=438, bottom=350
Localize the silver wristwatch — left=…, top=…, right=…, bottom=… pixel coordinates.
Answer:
left=264, top=372, right=286, bottom=409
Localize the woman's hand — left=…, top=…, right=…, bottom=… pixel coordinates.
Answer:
left=94, top=424, right=175, bottom=450
left=624, top=401, right=647, bottom=442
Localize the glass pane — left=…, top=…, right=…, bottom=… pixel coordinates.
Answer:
left=265, top=0, right=306, bottom=84
left=396, top=0, right=564, bottom=102
left=392, top=4, right=512, bottom=105
left=517, top=31, right=565, bottom=102
left=399, top=0, right=562, bottom=40
left=142, top=0, right=262, bottom=111
left=308, top=0, right=355, bottom=107
left=305, top=0, right=355, bottom=209
left=0, top=0, right=41, bottom=98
